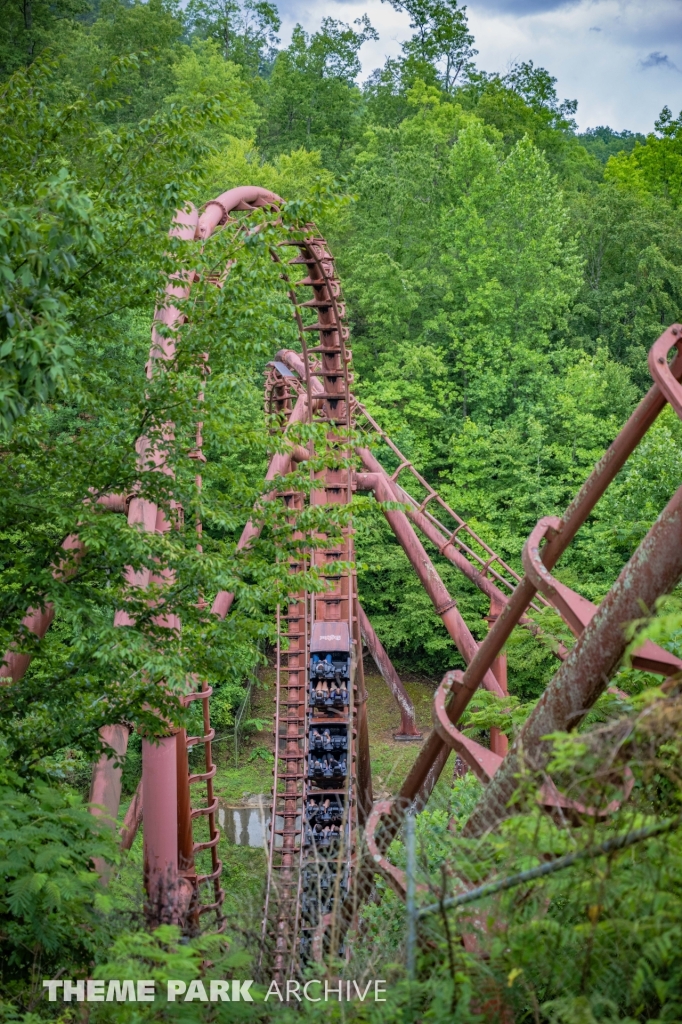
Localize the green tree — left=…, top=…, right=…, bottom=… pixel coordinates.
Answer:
left=343, top=86, right=677, bottom=685
left=458, top=63, right=599, bottom=184
left=436, top=129, right=582, bottom=423
left=164, top=36, right=260, bottom=143
left=578, top=125, right=646, bottom=165
left=185, top=0, right=280, bottom=77
left=259, top=16, right=377, bottom=166
left=568, top=180, right=682, bottom=385
left=0, top=50, right=328, bottom=1002
left=0, top=0, right=87, bottom=78
left=605, top=104, right=682, bottom=208
left=381, top=0, right=477, bottom=93
left=51, top=0, right=185, bottom=124
left=362, top=0, right=475, bottom=129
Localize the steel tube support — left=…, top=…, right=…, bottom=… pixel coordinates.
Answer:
left=120, top=780, right=143, bottom=851
left=142, top=735, right=192, bottom=925
left=89, top=723, right=130, bottom=881
left=356, top=469, right=502, bottom=696
left=6, top=208, right=201, bottom=886
left=387, top=479, right=564, bottom=654
left=397, top=335, right=682, bottom=811
left=0, top=606, right=55, bottom=684
left=354, top=596, right=374, bottom=824
left=465, top=481, right=682, bottom=836
left=87, top=496, right=161, bottom=854
left=358, top=604, right=420, bottom=738
left=176, top=729, right=195, bottom=879
left=90, top=495, right=159, bottom=888
left=405, top=810, right=417, bottom=980
left=488, top=594, right=508, bottom=758
left=89, top=724, right=130, bottom=827
left=408, top=506, right=509, bottom=602
left=1, top=534, right=84, bottom=683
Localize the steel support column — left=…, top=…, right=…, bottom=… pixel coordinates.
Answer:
left=396, top=333, right=682, bottom=812
left=358, top=604, right=420, bottom=739
left=356, top=468, right=502, bottom=697
left=1, top=534, right=84, bottom=683
left=488, top=593, right=508, bottom=759
left=464, top=481, right=682, bottom=836
left=211, top=392, right=308, bottom=620
left=120, top=780, right=143, bottom=851
left=354, top=595, right=374, bottom=823
left=89, top=724, right=130, bottom=826
left=142, top=735, right=192, bottom=925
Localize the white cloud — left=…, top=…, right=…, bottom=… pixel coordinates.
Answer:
left=465, top=0, right=682, bottom=131
left=274, top=0, right=682, bottom=132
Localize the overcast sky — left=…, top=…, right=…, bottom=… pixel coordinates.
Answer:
left=275, top=0, right=682, bottom=133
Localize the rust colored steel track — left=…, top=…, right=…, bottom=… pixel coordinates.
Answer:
left=362, top=325, right=682, bottom=894
left=178, top=197, right=682, bottom=985
left=258, top=231, right=372, bottom=978
left=211, top=194, right=682, bottom=967
left=7, top=179, right=682, bottom=984
left=262, top=326, right=682, bottom=919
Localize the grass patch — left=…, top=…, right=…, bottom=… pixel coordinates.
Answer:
left=213, top=757, right=274, bottom=804
left=104, top=662, right=438, bottom=930
left=365, top=665, right=435, bottom=797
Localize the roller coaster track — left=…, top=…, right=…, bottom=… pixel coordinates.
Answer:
left=254, top=341, right=682, bottom=971
left=230, top=193, right=682, bottom=969
left=255, top=230, right=372, bottom=977
left=6, top=184, right=682, bottom=992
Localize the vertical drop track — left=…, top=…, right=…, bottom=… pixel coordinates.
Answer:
left=260, top=235, right=372, bottom=978
left=8, top=184, right=682, bottom=993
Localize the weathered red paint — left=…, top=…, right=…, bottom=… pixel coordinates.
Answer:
left=13, top=166, right=682, bottom=992
left=432, top=671, right=504, bottom=783
left=120, top=779, right=143, bottom=851
left=0, top=534, right=84, bottom=684
left=355, top=468, right=503, bottom=696
left=211, top=392, right=309, bottom=620
left=465, top=479, right=682, bottom=835
left=396, top=329, right=682, bottom=812
left=358, top=604, right=420, bottom=738
left=142, top=735, right=193, bottom=924
left=488, top=592, right=509, bottom=758
left=355, top=455, right=569, bottom=661
left=648, top=324, right=682, bottom=416
left=523, top=514, right=682, bottom=676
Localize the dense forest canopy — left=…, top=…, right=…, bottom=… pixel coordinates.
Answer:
left=1, top=0, right=682, bottom=1019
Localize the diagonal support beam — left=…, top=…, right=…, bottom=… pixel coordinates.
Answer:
left=355, top=464, right=502, bottom=697
left=358, top=603, right=421, bottom=739
left=357, top=449, right=569, bottom=661
left=120, top=779, right=143, bottom=850
left=465, top=481, right=682, bottom=836
left=393, top=332, right=682, bottom=815
left=88, top=493, right=163, bottom=857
